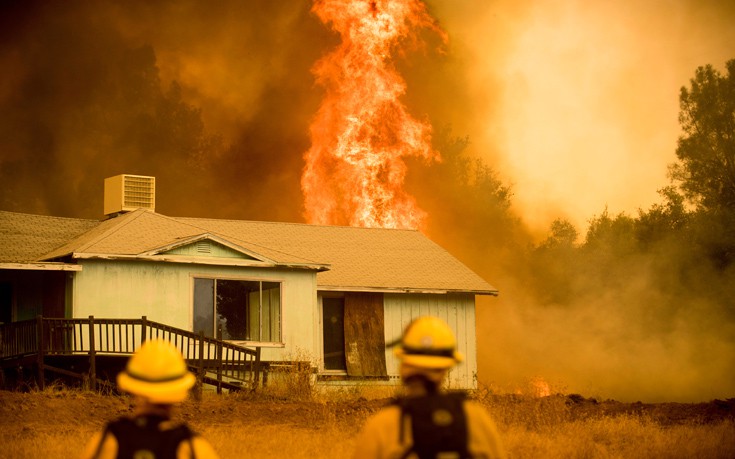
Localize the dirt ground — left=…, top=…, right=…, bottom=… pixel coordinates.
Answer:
left=1, top=389, right=733, bottom=433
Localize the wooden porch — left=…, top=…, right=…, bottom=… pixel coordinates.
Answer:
left=0, top=316, right=264, bottom=394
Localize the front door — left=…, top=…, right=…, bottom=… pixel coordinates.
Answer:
left=322, top=297, right=346, bottom=371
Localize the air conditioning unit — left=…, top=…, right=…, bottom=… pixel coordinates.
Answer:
left=104, top=174, right=156, bottom=216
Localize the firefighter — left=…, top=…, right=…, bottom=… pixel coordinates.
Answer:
left=82, top=339, right=219, bottom=459
left=353, top=316, right=506, bottom=459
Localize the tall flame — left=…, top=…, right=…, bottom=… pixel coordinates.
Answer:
left=302, top=0, right=443, bottom=229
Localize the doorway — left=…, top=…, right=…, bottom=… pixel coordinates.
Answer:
left=322, top=297, right=346, bottom=371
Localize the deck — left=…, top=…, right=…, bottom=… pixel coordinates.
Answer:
left=0, top=316, right=264, bottom=394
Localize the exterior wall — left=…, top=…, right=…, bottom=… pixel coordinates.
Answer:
left=383, top=293, right=477, bottom=389
left=72, top=259, right=317, bottom=362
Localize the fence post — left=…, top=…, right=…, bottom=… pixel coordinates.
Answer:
left=196, top=331, right=205, bottom=400
left=88, top=315, right=96, bottom=391
left=253, top=347, right=261, bottom=390
left=140, top=316, right=148, bottom=345
left=216, top=340, right=223, bottom=395
left=36, top=316, right=45, bottom=390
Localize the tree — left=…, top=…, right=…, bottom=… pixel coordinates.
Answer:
left=635, top=186, right=688, bottom=248
left=670, top=59, right=735, bottom=213
left=669, top=59, right=735, bottom=267
left=539, top=218, right=578, bottom=250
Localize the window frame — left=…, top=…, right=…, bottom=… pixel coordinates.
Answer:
left=192, top=275, right=284, bottom=346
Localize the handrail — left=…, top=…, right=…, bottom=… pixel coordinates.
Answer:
left=0, top=316, right=262, bottom=392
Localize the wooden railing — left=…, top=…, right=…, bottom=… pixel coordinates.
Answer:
left=0, top=316, right=262, bottom=393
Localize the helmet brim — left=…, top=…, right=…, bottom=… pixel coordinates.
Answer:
left=394, top=347, right=463, bottom=370
left=117, top=371, right=196, bottom=404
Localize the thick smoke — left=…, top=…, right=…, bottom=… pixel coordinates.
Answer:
left=1, top=0, right=734, bottom=401
left=0, top=0, right=331, bottom=221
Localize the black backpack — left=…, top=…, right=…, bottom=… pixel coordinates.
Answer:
left=395, top=392, right=470, bottom=459
left=96, top=415, right=196, bottom=459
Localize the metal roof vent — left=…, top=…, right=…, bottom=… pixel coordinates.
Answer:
left=104, top=174, right=156, bottom=216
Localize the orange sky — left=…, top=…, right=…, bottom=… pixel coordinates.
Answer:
left=426, top=0, right=735, bottom=233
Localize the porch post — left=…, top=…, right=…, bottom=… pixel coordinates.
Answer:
left=88, top=315, right=96, bottom=391
left=253, top=347, right=261, bottom=389
left=196, top=331, right=205, bottom=400
left=140, top=316, right=148, bottom=345
left=36, top=316, right=45, bottom=390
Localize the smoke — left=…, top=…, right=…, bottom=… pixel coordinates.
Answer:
left=421, top=0, right=735, bottom=232
left=1, top=0, right=734, bottom=401
left=0, top=0, right=330, bottom=221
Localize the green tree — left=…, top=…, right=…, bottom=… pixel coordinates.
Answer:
left=670, top=59, right=735, bottom=213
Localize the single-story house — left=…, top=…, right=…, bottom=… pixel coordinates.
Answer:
left=0, top=175, right=497, bottom=389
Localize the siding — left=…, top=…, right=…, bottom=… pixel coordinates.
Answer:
left=72, top=259, right=317, bottom=362
left=384, top=293, right=477, bottom=389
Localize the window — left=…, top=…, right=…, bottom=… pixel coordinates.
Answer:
left=193, top=277, right=281, bottom=342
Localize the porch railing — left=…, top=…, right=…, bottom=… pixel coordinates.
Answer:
left=0, top=316, right=262, bottom=393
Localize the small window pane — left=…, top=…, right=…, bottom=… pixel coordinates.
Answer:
left=193, top=278, right=214, bottom=337
left=217, top=280, right=254, bottom=340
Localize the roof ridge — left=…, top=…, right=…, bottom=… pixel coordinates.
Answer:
left=177, top=215, right=421, bottom=233
left=72, top=209, right=149, bottom=253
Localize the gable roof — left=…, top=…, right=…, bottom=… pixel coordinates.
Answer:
left=0, top=209, right=497, bottom=295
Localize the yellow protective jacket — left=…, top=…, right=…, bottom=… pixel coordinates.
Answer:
left=353, top=399, right=506, bottom=459
left=81, top=416, right=220, bottom=459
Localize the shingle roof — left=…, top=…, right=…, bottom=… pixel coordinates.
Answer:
left=0, top=211, right=98, bottom=263
left=0, top=209, right=497, bottom=295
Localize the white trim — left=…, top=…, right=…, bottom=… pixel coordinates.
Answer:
left=0, top=262, right=82, bottom=271
left=70, top=252, right=329, bottom=271
left=316, top=285, right=497, bottom=296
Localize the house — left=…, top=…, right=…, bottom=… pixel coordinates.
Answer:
left=0, top=175, right=497, bottom=389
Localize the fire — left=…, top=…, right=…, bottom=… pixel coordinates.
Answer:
left=530, top=376, right=552, bottom=397
left=514, top=377, right=553, bottom=398
left=301, top=0, right=444, bottom=229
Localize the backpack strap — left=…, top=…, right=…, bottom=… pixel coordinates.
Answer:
left=90, top=424, right=113, bottom=459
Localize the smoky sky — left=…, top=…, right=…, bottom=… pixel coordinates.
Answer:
left=1, top=0, right=734, bottom=402
left=0, top=0, right=333, bottom=221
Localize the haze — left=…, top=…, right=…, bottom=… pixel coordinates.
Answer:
left=1, top=0, right=734, bottom=402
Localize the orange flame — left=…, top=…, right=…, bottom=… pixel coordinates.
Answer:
left=302, top=0, right=444, bottom=229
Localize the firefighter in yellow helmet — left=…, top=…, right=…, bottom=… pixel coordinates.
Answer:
left=82, top=339, right=220, bottom=459
left=353, top=316, right=506, bottom=459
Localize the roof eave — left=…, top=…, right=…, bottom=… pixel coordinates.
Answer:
left=316, top=285, right=498, bottom=295
left=0, top=262, right=82, bottom=271
left=71, top=253, right=330, bottom=271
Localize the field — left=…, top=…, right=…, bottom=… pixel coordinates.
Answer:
left=0, top=384, right=733, bottom=459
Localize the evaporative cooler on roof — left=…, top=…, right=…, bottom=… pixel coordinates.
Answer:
left=104, top=174, right=155, bottom=216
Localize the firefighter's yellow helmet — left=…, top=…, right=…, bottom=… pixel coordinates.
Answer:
left=117, top=339, right=196, bottom=404
left=393, top=316, right=464, bottom=370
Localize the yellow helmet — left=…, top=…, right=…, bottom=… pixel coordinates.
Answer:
left=117, top=339, right=196, bottom=404
left=393, top=316, right=464, bottom=370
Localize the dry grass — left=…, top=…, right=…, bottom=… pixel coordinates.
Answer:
left=1, top=382, right=733, bottom=459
